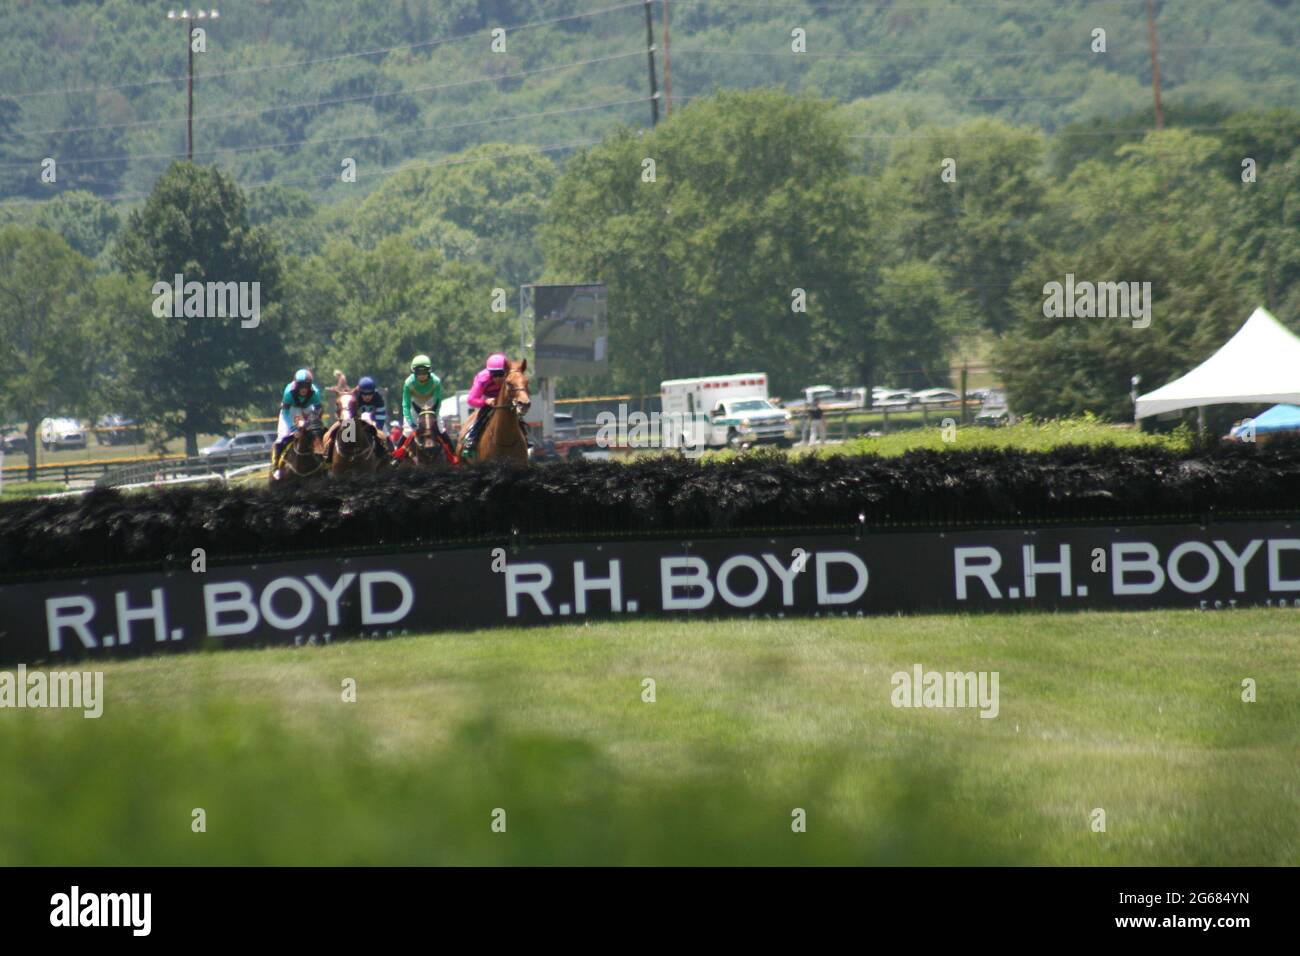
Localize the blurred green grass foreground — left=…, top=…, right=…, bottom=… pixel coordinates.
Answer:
left=1, top=610, right=1295, bottom=865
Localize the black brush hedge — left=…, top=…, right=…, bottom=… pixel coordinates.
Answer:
left=2, top=441, right=1300, bottom=580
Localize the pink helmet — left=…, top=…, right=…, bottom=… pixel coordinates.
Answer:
left=486, top=353, right=508, bottom=372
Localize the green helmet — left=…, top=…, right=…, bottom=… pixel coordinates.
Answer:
left=410, top=354, right=432, bottom=372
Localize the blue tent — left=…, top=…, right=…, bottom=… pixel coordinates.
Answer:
left=1234, top=404, right=1300, bottom=437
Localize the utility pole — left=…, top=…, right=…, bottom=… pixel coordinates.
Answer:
left=168, top=9, right=220, bottom=160
left=960, top=362, right=969, bottom=426
left=643, top=0, right=660, bottom=127
left=1145, top=0, right=1164, bottom=130
left=662, top=0, right=672, bottom=118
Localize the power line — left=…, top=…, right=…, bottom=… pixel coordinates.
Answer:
left=8, top=48, right=648, bottom=140
left=848, top=122, right=1300, bottom=142
left=674, top=42, right=1273, bottom=63
left=15, top=29, right=1271, bottom=141
left=675, top=0, right=1203, bottom=9
left=2, top=0, right=1250, bottom=107
left=0, top=1, right=646, bottom=102
left=1, top=96, right=649, bottom=172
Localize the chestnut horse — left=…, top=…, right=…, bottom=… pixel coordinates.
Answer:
left=272, top=409, right=327, bottom=483
left=328, top=392, right=384, bottom=475
left=458, top=358, right=531, bottom=465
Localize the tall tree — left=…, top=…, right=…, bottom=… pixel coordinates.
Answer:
left=0, top=226, right=96, bottom=481
left=110, top=162, right=286, bottom=456
left=540, top=90, right=884, bottom=398
left=343, top=144, right=557, bottom=288
left=998, top=131, right=1249, bottom=420
left=35, top=190, right=122, bottom=262
left=319, top=237, right=514, bottom=401
left=1223, top=144, right=1300, bottom=321
left=879, top=119, right=1049, bottom=335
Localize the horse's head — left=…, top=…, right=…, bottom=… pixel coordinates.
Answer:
left=416, top=406, right=439, bottom=448
left=337, top=392, right=356, bottom=421
left=291, top=410, right=325, bottom=456
left=499, top=358, right=531, bottom=416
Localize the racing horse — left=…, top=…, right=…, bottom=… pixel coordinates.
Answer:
left=326, top=392, right=385, bottom=475
left=272, top=409, right=327, bottom=483
left=458, top=358, right=530, bottom=465
left=396, top=404, right=457, bottom=467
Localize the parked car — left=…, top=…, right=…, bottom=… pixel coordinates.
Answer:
left=39, top=417, right=87, bottom=451
left=1, top=427, right=28, bottom=454
left=199, top=431, right=278, bottom=461
left=974, top=407, right=1010, bottom=427
left=873, top=390, right=914, bottom=409
left=913, top=388, right=961, bottom=406
left=789, top=385, right=867, bottom=412
left=94, top=414, right=144, bottom=446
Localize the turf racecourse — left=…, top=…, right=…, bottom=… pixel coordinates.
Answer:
left=1, top=610, right=1295, bottom=866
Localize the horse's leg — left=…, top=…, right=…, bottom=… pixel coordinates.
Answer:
left=456, top=409, right=477, bottom=459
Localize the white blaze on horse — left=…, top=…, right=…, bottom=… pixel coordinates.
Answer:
left=327, top=392, right=384, bottom=475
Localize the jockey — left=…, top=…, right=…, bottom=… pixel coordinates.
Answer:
left=401, top=354, right=442, bottom=437
left=273, top=368, right=322, bottom=478
left=459, top=352, right=508, bottom=457
left=354, top=376, right=388, bottom=433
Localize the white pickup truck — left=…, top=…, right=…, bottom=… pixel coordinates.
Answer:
left=40, top=417, right=87, bottom=451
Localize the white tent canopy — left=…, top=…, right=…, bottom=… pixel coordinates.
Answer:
left=1135, top=307, right=1300, bottom=419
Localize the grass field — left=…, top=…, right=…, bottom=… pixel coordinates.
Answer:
left=827, top=417, right=1194, bottom=457
left=0, top=480, right=66, bottom=501
left=695, top=417, right=1192, bottom=463
left=2, top=609, right=1294, bottom=866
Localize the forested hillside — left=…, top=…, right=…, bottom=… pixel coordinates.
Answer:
left=0, top=0, right=1297, bottom=438
left=1, top=0, right=1295, bottom=203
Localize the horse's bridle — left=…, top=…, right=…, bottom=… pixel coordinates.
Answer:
left=416, top=409, right=439, bottom=450
left=498, top=374, right=531, bottom=417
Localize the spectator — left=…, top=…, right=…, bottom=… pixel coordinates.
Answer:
left=808, top=396, right=826, bottom=445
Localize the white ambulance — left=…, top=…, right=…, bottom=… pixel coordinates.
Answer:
left=660, top=373, right=792, bottom=450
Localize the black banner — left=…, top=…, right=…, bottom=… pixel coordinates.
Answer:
left=0, top=866, right=1280, bottom=942
left=3, top=521, right=1300, bottom=665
